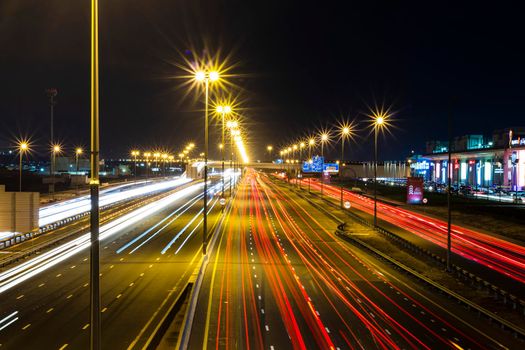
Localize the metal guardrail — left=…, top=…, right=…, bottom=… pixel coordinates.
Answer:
left=279, top=180, right=525, bottom=339
left=335, top=225, right=525, bottom=339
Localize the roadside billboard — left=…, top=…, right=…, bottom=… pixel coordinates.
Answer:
left=302, top=156, right=324, bottom=173
left=407, top=177, right=424, bottom=204
left=323, top=163, right=339, bottom=173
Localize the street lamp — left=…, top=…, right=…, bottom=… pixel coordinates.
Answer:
left=161, top=153, right=168, bottom=177
left=51, top=144, right=61, bottom=199
left=373, top=115, right=385, bottom=227
left=308, top=138, right=315, bottom=192
left=298, top=142, right=305, bottom=188
left=339, top=124, right=353, bottom=208
left=320, top=132, right=330, bottom=196
left=76, top=148, right=83, bottom=173
left=153, top=152, right=161, bottom=176
left=194, top=69, right=220, bottom=255
left=131, top=150, right=139, bottom=180
left=144, top=152, right=151, bottom=179
left=267, top=145, right=273, bottom=161
left=18, top=141, right=29, bottom=192
left=227, top=121, right=238, bottom=195
left=216, top=104, right=232, bottom=201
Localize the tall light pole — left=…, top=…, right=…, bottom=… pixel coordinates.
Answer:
left=320, top=133, right=329, bottom=196
left=267, top=145, right=273, bottom=161
left=75, top=148, right=83, bottom=173
left=340, top=126, right=351, bottom=208
left=373, top=116, right=384, bottom=227
left=131, top=150, right=139, bottom=180
left=308, top=138, right=315, bottom=193
left=216, top=105, right=231, bottom=200
left=287, top=146, right=292, bottom=182
left=292, top=144, right=298, bottom=185
left=144, top=152, right=151, bottom=179
left=195, top=69, right=220, bottom=255
left=51, top=144, right=61, bottom=199
left=153, top=152, right=160, bottom=176
left=299, top=142, right=305, bottom=188
left=162, top=153, right=168, bottom=177
left=227, top=120, right=238, bottom=196
left=89, top=1, right=101, bottom=348
left=18, top=141, right=29, bottom=192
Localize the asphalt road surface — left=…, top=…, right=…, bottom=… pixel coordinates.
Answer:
left=0, top=179, right=225, bottom=349
left=189, top=170, right=521, bottom=349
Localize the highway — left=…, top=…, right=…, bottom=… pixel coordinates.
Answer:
left=0, top=178, right=229, bottom=349
left=189, top=170, right=520, bottom=349
left=301, top=178, right=525, bottom=287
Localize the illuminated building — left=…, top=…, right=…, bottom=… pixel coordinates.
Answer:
left=411, top=128, right=525, bottom=190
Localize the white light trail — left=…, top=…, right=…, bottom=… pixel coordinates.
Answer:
left=0, top=183, right=202, bottom=295
left=39, top=177, right=191, bottom=226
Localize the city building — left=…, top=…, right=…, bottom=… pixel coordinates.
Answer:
left=410, top=127, right=525, bottom=190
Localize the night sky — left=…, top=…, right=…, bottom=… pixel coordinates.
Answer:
left=1, top=1, right=524, bottom=161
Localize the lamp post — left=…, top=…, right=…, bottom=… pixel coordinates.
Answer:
left=320, top=133, right=329, bottom=196
left=308, top=138, right=315, bottom=193
left=75, top=147, right=83, bottom=195
left=194, top=69, right=220, bottom=255
left=153, top=152, right=160, bottom=176
left=131, top=150, right=139, bottom=180
left=340, top=126, right=351, bottom=208
left=227, top=120, right=238, bottom=196
left=76, top=148, right=83, bottom=174
left=89, top=1, right=101, bottom=348
left=161, top=153, right=168, bottom=177
left=267, top=145, right=273, bottom=162
left=292, top=144, right=298, bottom=185
left=144, top=152, right=151, bottom=179
left=51, top=144, right=61, bottom=199
left=299, top=142, right=305, bottom=188
left=168, top=155, right=174, bottom=175
left=287, top=146, right=292, bottom=182
left=216, top=105, right=231, bottom=200
left=373, top=116, right=385, bottom=227
left=18, top=141, right=29, bottom=192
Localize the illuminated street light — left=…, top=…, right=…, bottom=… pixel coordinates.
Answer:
left=50, top=144, right=62, bottom=200
left=267, top=145, right=273, bottom=161
left=320, top=131, right=331, bottom=196
left=144, top=152, right=151, bottom=179
left=131, top=150, right=140, bottom=179
left=193, top=68, right=222, bottom=255
left=339, top=122, right=354, bottom=208
left=215, top=104, right=233, bottom=201
left=76, top=147, right=84, bottom=173
left=369, top=108, right=393, bottom=227
left=307, top=138, right=315, bottom=192
left=18, top=141, right=30, bottom=192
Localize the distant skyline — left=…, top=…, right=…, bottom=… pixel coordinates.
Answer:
left=1, top=1, right=524, bottom=161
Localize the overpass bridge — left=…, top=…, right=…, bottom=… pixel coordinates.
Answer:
left=198, top=161, right=409, bottom=179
